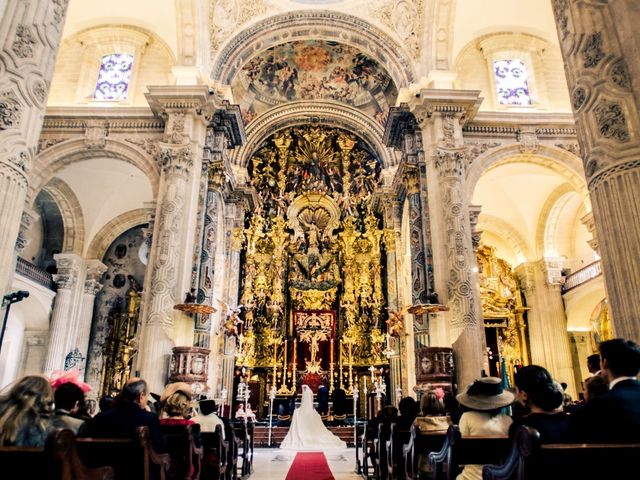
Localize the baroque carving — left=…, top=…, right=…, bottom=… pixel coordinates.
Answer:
left=52, top=0, right=70, bottom=25
left=464, top=141, right=502, bottom=164
left=164, top=113, right=187, bottom=144
left=8, top=151, right=30, bottom=172
left=0, top=90, right=22, bottom=130
left=435, top=150, right=466, bottom=178
left=38, top=138, right=66, bottom=152
left=84, top=120, right=108, bottom=149
left=551, top=0, right=570, bottom=40
left=583, top=32, right=604, bottom=68
left=12, top=24, right=37, bottom=58
left=517, top=127, right=539, bottom=154
left=158, top=145, right=193, bottom=176
left=610, top=60, right=631, bottom=89
left=593, top=100, right=630, bottom=142
left=555, top=143, right=581, bottom=156
left=31, top=79, right=48, bottom=105
left=124, top=137, right=160, bottom=157
left=572, top=86, right=587, bottom=110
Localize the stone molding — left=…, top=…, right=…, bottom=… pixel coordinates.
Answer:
left=85, top=208, right=151, bottom=260
left=211, top=9, right=415, bottom=88
left=42, top=178, right=85, bottom=255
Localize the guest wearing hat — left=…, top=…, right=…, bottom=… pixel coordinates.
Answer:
left=456, top=377, right=514, bottom=480
left=194, top=399, right=226, bottom=438
left=159, top=382, right=194, bottom=426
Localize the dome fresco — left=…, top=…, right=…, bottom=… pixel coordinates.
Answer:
left=234, top=40, right=397, bottom=125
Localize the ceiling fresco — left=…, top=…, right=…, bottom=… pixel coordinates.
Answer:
left=233, top=40, right=398, bottom=126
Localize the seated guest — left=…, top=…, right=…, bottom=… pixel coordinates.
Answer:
left=0, top=375, right=54, bottom=447
left=512, top=365, right=569, bottom=443
left=413, top=387, right=451, bottom=477
left=583, top=374, right=608, bottom=402
left=587, top=353, right=601, bottom=376
left=51, top=381, right=86, bottom=433
left=570, top=338, right=640, bottom=442
left=396, top=396, right=419, bottom=430
left=82, top=378, right=167, bottom=453
left=456, top=377, right=514, bottom=480
left=159, top=382, right=193, bottom=426
left=194, top=399, right=225, bottom=438
left=99, top=395, right=115, bottom=413
left=414, top=387, right=451, bottom=432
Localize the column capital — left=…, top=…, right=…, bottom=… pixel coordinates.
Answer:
left=407, top=89, right=483, bottom=128
left=52, top=253, right=83, bottom=290
left=157, top=142, right=193, bottom=177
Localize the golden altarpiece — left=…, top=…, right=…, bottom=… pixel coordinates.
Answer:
left=476, top=244, right=530, bottom=384
left=228, top=126, right=395, bottom=413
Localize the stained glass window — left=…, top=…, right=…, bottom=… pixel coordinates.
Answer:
left=94, top=53, right=134, bottom=100
left=493, top=59, right=531, bottom=106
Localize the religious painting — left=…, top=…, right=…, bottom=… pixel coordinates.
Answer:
left=233, top=40, right=398, bottom=124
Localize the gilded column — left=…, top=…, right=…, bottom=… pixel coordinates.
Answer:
left=515, top=260, right=576, bottom=397
left=552, top=0, right=640, bottom=342
left=410, top=91, right=486, bottom=388
left=0, top=0, right=69, bottom=294
left=75, top=260, right=107, bottom=374
left=44, top=253, right=82, bottom=374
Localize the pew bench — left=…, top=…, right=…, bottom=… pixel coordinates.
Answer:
left=356, top=421, right=376, bottom=479
left=201, top=425, right=228, bottom=480
left=160, top=423, right=203, bottom=480
left=402, top=424, right=447, bottom=480
left=385, top=423, right=411, bottom=480
left=482, top=425, right=640, bottom=480
left=77, top=426, right=171, bottom=480
left=0, top=428, right=113, bottom=480
left=429, top=425, right=510, bottom=480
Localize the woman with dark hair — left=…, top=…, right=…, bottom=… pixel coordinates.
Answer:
left=0, top=376, right=55, bottom=446
left=512, top=365, right=570, bottom=443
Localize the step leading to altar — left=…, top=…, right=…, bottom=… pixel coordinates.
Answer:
left=252, top=425, right=356, bottom=447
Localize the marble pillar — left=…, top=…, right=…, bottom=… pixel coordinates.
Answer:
left=410, top=91, right=486, bottom=388
left=44, top=253, right=82, bottom=374
left=0, top=1, right=69, bottom=295
left=552, top=0, right=640, bottom=342
left=75, top=260, right=106, bottom=374
left=137, top=87, right=211, bottom=392
left=515, top=260, right=576, bottom=397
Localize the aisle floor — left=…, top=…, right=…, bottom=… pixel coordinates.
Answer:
left=249, top=447, right=361, bottom=480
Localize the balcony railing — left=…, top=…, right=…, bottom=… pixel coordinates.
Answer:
left=562, top=260, right=602, bottom=293
left=15, top=256, right=56, bottom=291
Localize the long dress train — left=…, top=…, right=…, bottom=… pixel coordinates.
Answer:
left=280, top=385, right=347, bottom=450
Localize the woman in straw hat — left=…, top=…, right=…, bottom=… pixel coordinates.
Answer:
left=455, top=377, right=514, bottom=480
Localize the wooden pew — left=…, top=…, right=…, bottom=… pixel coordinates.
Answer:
left=160, top=423, right=203, bottom=480
left=385, top=423, right=411, bottom=480
left=0, top=428, right=113, bottom=480
left=482, top=425, right=640, bottom=480
left=429, top=425, right=510, bottom=480
left=232, top=421, right=253, bottom=478
left=77, top=426, right=171, bottom=480
left=373, top=422, right=392, bottom=479
left=402, top=424, right=447, bottom=480
left=201, top=425, right=228, bottom=480
left=357, top=421, right=377, bottom=479
left=223, top=423, right=240, bottom=480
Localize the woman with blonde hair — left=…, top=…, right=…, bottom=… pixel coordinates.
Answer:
left=0, top=375, right=55, bottom=446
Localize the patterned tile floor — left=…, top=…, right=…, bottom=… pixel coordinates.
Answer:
left=249, top=447, right=361, bottom=479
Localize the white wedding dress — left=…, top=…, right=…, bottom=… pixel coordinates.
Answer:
left=280, top=385, right=347, bottom=450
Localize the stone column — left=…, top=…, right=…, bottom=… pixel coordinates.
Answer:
left=44, top=253, right=82, bottom=374
left=0, top=1, right=69, bottom=294
left=75, top=260, right=106, bottom=373
left=552, top=0, right=640, bottom=342
left=515, top=260, right=576, bottom=397
left=409, top=91, right=486, bottom=388
left=137, top=86, right=215, bottom=392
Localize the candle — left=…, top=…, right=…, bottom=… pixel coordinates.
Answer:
left=283, top=339, right=288, bottom=384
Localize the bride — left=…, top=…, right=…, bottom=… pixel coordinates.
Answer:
left=280, top=385, right=346, bottom=449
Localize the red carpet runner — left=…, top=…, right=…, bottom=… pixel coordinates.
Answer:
left=285, top=452, right=335, bottom=480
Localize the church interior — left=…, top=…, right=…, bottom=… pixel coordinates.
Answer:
left=1, top=0, right=639, bottom=476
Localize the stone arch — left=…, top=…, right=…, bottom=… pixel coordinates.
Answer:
left=231, top=100, right=395, bottom=170
left=477, top=213, right=534, bottom=262
left=535, top=183, right=585, bottom=259
left=41, top=178, right=85, bottom=255
left=211, top=10, right=416, bottom=88
left=29, top=138, right=160, bottom=205
left=86, top=208, right=150, bottom=260
left=465, top=143, right=587, bottom=200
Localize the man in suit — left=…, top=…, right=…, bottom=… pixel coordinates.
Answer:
left=81, top=378, right=167, bottom=453
left=317, top=383, right=329, bottom=416
left=570, top=338, right=640, bottom=442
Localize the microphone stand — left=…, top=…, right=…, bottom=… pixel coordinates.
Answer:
left=0, top=291, right=30, bottom=357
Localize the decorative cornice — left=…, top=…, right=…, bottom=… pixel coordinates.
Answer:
left=408, top=89, right=483, bottom=125
left=383, top=104, right=418, bottom=149
left=208, top=102, right=246, bottom=148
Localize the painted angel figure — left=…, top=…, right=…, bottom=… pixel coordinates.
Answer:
left=218, top=299, right=244, bottom=335
left=386, top=305, right=411, bottom=337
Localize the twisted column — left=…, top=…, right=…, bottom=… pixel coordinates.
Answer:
left=552, top=0, right=640, bottom=341
left=0, top=1, right=69, bottom=294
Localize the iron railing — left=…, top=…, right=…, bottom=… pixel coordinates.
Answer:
left=15, top=256, right=56, bottom=290
left=562, top=260, right=602, bottom=293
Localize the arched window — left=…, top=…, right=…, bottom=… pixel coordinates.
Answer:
left=493, top=59, right=531, bottom=106
left=94, top=53, right=134, bottom=100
